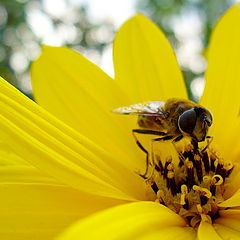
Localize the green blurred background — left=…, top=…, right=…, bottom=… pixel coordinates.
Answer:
left=0, top=0, right=236, bottom=100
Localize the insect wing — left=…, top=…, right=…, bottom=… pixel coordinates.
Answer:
left=112, top=101, right=166, bottom=116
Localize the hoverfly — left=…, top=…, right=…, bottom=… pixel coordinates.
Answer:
left=113, top=98, right=213, bottom=178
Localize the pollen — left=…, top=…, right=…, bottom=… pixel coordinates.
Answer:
left=144, top=139, right=234, bottom=228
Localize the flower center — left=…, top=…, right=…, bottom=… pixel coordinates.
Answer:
left=144, top=139, right=234, bottom=228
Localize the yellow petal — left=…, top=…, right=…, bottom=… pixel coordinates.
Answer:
left=214, top=223, right=240, bottom=240
left=219, top=209, right=240, bottom=217
left=198, top=221, right=222, bottom=240
left=31, top=45, right=144, bottom=172
left=222, top=165, right=240, bottom=199
left=200, top=3, right=240, bottom=158
left=0, top=142, right=29, bottom=166
left=215, top=215, right=240, bottom=232
left=0, top=166, right=125, bottom=240
left=0, top=77, right=147, bottom=201
left=218, top=189, right=240, bottom=208
left=113, top=14, right=187, bottom=103
left=57, top=201, right=186, bottom=240
left=139, top=227, right=196, bottom=240
left=0, top=165, right=58, bottom=184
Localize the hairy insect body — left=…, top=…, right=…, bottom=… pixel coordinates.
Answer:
left=138, top=99, right=197, bottom=135
left=113, top=98, right=212, bottom=142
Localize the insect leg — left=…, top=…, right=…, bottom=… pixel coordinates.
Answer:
left=172, top=135, right=185, bottom=161
left=132, top=129, right=166, bottom=178
left=201, top=136, right=213, bottom=153
left=132, top=129, right=166, bottom=136
left=173, top=135, right=184, bottom=143
left=191, top=139, right=199, bottom=154
left=150, top=135, right=174, bottom=167
left=152, top=136, right=174, bottom=142
left=151, top=135, right=184, bottom=164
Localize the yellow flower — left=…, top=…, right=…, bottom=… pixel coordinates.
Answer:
left=1, top=3, right=240, bottom=240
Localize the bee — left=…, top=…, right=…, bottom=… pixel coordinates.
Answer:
left=113, top=98, right=213, bottom=177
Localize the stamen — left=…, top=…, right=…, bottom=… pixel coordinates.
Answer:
left=200, top=195, right=208, bottom=205
left=200, top=214, right=212, bottom=224
left=216, top=158, right=224, bottom=175
left=210, top=155, right=216, bottom=172
left=190, top=216, right=201, bottom=228
left=151, top=182, right=159, bottom=194
left=202, top=151, right=210, bottom=173
left=196, top=204, right=203, bottom=214
left=155, top=155, right=164, bottom=174
left=167, top=163, right=174, bottom=171
left=211, top=175, right=223, bottom=186
left=164, top=156, right=172, bottom=178
left=193, top=185, right=201, bottom=192
left=186, top=161, right=194, bottom=190
left=191, top=139, right=198, bottom=153
left=201, top=188, right=212, bottom=198
left=142, top=138, right=233, bottom=227
left=210, top=185, right=216, bottom=196
left=156, top=190, right=165, bottom=204
left=181, top=184, right=188, bottom=194
left=193, top=186, right=212, bottom=198
left=147, top=178, right=159, bottom=194
left=194, top=155, right=203, bottom=182
left=180, top=185, right=189, bottom=209
left=224, top=162, right=233, bottom=171
left=203, top=176, right=211, bottom=184
left=167, top=171, right=177, bottom=196
left=224, top=162, right=234, bottom=177
left=183, top=144, right=194, bottom=163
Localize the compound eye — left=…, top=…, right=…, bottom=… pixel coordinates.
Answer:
left=200, top=115, right=212, bottom=126
left=178, top=108, right=197, bottom=134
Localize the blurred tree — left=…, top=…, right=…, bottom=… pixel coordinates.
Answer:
left=0, top=0, right=114, bottom=98
left=136, top=0, right=235, bottom=101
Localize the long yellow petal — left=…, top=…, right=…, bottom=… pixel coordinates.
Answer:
left=57, top=201, right=186, bottom=240
left=0, top=77, right=147, bottom=201
left=200, top=3, right=240, bottom=158
left=139, top=227, right=196, bottom=240
left=214, top=224, right=240, bottom=239
left=0, top=142, right=29, bottom=166
left=198, top=221, right=222, bottom=240
left=0, top=165, right=58, bottom=184
left=218, top=189, right=240, bottom=208
left=0, top=166, right=125, bottom=240
left=113, top=14, right=187, bottom=103
left=215, top=215, right=240, bottom=232
left=223, top=165, right=240, bottom=199
left=31, top=46, right=144, bottom=171
left=219, top=208, right=240, bottom=217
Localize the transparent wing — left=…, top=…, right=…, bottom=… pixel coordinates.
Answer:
left=112, top=101, right=166, bottom=116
